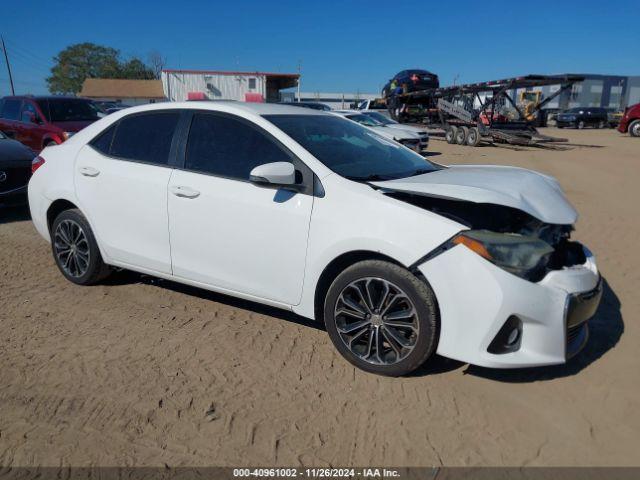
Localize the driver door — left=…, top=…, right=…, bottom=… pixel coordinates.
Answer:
left=167, top=111, right=315, bottom=305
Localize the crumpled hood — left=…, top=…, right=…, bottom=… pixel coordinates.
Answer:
left=371, top=164, right=578, bottom=225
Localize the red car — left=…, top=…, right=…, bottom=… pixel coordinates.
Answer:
left=617, top=102, right=640, bottom=137
left=0, top=96, right=102, bottom=152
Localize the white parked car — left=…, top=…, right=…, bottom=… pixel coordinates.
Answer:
left=360, top=110, right=429, bottom=150
left=331, top=110, right=423, bottom=153
left=28, top=102, right=602, bottom=376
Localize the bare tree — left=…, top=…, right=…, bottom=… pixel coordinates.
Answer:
left=148, top=51, right=166, bottom=79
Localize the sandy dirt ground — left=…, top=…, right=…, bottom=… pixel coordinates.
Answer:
left=0, top=127, right=639, bottom=468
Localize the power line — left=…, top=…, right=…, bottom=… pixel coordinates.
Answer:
left=4, top=37, right=52, bottom=68
left=3, top=40, right=52, bottom=73
left=8, top=50, right=50, bottom=76
left=0, top=77, right=44, bottom=87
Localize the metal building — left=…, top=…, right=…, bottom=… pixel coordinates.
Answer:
left=161, top=69, right=299, bottom=103
left=508, top=74, right=640, bottom=111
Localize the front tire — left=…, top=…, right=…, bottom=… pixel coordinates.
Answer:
left=51, top=209, right=111, bottom=285
left=577, top=120, right=585, bottom=129
left=629, top=120, right=640, bottom=137
left=324, top=260, right=438, bottom=376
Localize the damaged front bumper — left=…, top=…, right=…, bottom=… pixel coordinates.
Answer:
left=417, top=243, right=601, bottom=368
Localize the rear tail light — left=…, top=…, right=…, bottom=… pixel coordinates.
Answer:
left=32, top=156, right=45, bottom=173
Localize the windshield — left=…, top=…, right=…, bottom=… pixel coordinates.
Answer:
left=264, top=114, right=439, bottom=181
left=39, top=99, right=102, bottom=122
left=363, top=111, right=397, bottom=125
left=345, top=114, right=382, bottom=127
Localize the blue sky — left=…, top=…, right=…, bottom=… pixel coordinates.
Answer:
left=1, top=0, right=639, bottom=96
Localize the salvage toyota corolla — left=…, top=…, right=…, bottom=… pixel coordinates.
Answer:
left=28, top=102, right=602, bottom=376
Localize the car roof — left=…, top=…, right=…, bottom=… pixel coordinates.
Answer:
left=99, top=101, right=331, bottom=118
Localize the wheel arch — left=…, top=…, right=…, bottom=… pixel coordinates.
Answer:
left=46, top=199, right=79, bottom=233
left=312, top=250, right=406, bottom=324
left=42, top=134, right=62, bottom=149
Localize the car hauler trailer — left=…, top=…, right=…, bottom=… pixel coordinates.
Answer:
left=386, top=74, right=584, bottom=148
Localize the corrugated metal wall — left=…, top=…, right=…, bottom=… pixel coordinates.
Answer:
left=161, top=72, right=266, bottom=102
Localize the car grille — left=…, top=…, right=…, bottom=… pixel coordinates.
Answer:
left=0, top=167, right=31, bottom=194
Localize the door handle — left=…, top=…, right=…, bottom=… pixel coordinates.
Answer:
left=170, top=185, right=200, bottom=198
left=79, top=166, right=100, bottom=177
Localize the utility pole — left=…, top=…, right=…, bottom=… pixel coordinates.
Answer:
left=1, top=35, right=15, bottom=95
left=297, top=60, right=301, bottom=102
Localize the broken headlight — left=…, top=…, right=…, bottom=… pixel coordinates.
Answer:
left=452, top=230, right=554, bottom=280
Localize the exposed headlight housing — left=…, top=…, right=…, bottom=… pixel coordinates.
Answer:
left=451, top=230, right=554, bottom=281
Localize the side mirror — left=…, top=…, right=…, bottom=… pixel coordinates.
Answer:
left=249, top=162, right=297, bottom=189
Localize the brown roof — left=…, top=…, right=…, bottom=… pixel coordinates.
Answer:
left=80, top=78, right=165, bottom=99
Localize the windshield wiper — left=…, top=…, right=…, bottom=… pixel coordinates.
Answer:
left=407, top=168, right=433, bottom=177
left=345, top=174, right=393, bottom=182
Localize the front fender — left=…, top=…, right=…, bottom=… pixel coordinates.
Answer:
left=294, top=176, right=463, bottom=319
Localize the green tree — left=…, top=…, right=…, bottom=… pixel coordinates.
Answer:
left=47, top=43, right=159, bottom=94
left=47, top=43, right=121, bottom=94
left=118, top=58, right=155, bottom=80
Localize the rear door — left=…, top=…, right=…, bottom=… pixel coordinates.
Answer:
left=167, top=110, right=314, bottom=305
left=75, top=111, right=181, bottom=273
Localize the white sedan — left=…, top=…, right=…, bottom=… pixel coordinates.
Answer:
left=28, top=102, right=602, bottom=376
left=331, top=110, right=424, bottom=153
left=360, top=110, right=429, bottom=150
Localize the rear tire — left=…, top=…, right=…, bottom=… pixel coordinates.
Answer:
left=445, top=126, right=458, bottom=144
left=324, top=260, right=438, bottom=377
left=577, top=120, right=585, bottom=129
left=51, top=209, right=111, bottom=285
left=629, top=120, right=640, bottom=137
left=455, top=126, right=469, bottom=145
left=598, top=120, right=606, bottom=129
left=466, top=127, right=481, bottom=147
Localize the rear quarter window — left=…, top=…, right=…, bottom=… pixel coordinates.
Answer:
left=90, top=124, right=117, bottom=155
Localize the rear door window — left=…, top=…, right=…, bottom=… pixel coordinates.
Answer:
left=110, top=112, right=180, bottom=165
